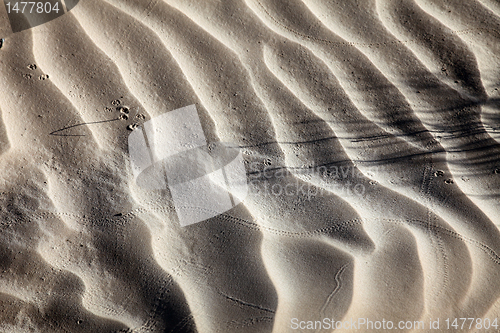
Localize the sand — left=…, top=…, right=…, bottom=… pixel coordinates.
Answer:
left=0, top=0, right=499, bottom=332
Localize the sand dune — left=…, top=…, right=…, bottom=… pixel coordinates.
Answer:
left=0, top=0, right=499, bottom=332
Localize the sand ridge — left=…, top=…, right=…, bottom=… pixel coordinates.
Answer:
left=0, top=0, right=499, bottom=332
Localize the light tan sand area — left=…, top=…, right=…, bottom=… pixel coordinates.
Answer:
left=0, top=0, right=500, bottom=332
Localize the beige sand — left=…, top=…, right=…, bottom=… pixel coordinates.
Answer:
left=0, top=0, right=499, bottom=332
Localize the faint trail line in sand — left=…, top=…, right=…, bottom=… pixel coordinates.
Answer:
left=433, top=231, right=449, bottom=298
left=227, top=316, right=274, bottom=329
left=253, top=0, right=498, bottom=48
left=403, top=219, right=500, bottom=265
left=420, top=162, right=449, bottom=298
left=426, top=210, right=450, bottom=300
left=142, top=0, right=160, bottom=19
left=102, top=0, right=159, bottom=19
left=49, top=118, right=121, bottom=136
left=219, top=292, right=276, bottom=314
left=319, top=263, right=349, bottom=319
left=29, top=209, right=500, bottom=265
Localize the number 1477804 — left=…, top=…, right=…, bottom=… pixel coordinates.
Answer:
left=445, top=318, right=498, bottom=330
left=6, top=2, right=61, bottom=14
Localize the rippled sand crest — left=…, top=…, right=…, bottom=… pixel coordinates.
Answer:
left=0, top=0, right=499, bottom=332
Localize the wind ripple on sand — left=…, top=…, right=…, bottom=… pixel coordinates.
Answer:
left=0, top=0, right=499, bottom=332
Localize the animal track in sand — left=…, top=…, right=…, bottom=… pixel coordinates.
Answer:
left=254, top=0, right=500, bottom=49
left=126, top=123, right=139, bottom=131
left=3, top=2, right=499, bottom=330
left=118, top=106, right=130, bottom=114
left=434, top=170, right=445, bottom=177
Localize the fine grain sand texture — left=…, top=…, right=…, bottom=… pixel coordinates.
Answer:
left=0, top=0, right=500, bottom=332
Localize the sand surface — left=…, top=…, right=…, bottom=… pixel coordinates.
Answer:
left=0, top=0, right=500, bottom=332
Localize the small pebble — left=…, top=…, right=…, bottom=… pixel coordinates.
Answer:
left=111, top=99, right=121, bottom=106
left=444, top=178, right=454, bottom=184
left=127, top=123, right=139, bottom=131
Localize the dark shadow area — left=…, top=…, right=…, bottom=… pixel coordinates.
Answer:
left=4, top=0, right=79, bottom=33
